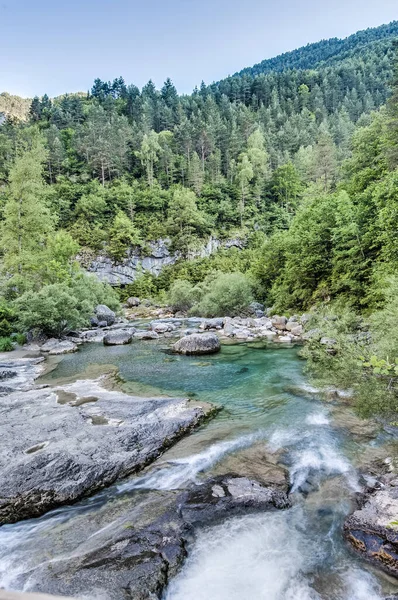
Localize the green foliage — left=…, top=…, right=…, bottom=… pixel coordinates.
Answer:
left=168, top=280, right=198, bottom=313
left=192, top=272, right=254, bottom=317
left=108, top=211, right=142, bottom=261
left=14, top=274, right=119, bottom=336
left=0, top=337, right=13, bottom=352
left=0, top=300, right=17, bottom=337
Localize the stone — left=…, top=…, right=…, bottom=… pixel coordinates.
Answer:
left=48, top=341, right=78, bottom=355
left=0, top=378, right=214, bottom=525
left=302, top=328, right=322, bottom=341
left=151, top=321, right=174, bottom=333
left=320, top=337, right=337, bottom=347
left=344, top=480, right=398, bottom=577
left=98, top=320, right=108, bottom=328
left=40, top=338, right=60, bottom=352
left=223, top=317, right=235, bottom=336
left=290, top=325, right=303, bottom=337
left=179, top=475, right=290, bottom=526
left=134, top=331, right=159, bottom=340
left=200, top=318, right=224, bottom=330
left=95, top=305, right=116, bottom=326
left=249, top=302, right=265, bottom=316
left=103, top=331, right=133, bottom=346
left=90, top=316, right=99, bottom=327
left=173, top=333, right=221, bottom=355
left=271, top=316, right=288, bottom=330
left=126, top=297, right=140, bottom=307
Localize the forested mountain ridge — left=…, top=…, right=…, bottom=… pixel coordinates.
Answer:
left=234, top=20, right=398, bottom=77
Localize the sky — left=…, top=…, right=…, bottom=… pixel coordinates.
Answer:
left=1, top=0, right=398, bottom=98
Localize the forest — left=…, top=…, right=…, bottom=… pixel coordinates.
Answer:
left=1, top=21, right=398, bottom=413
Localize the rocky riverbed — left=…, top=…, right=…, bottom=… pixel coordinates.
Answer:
left=1, top=329, right=398, bottom=599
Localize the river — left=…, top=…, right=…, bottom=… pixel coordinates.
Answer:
left=0, top=338, right=397, bottom=599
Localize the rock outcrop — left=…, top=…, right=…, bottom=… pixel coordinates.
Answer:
left=173, top=333, right=221, bottom=355
left=0, top=378, right=214, bottom=525
left=86, top=237, right=245, bottom=285
left=344, top=480, right=398, bottom=577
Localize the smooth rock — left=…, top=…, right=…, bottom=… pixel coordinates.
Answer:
left=103, top=331, right=133, bottom=346
left=134, top=331, right=159, bottom=340
left=0, top=378, right=213, bottom=525
left=48, top=341, right=78, bottom=355
left=173, top=333, right=221, bottom=355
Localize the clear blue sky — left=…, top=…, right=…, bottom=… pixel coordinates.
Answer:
left=1, top=0, right=397, bottom=98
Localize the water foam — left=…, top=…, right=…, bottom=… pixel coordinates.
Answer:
left=164, top=510, right=314, bottom=600
left=117, top=431, right=265, bottom=493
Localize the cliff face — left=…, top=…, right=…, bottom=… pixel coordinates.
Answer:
left=86, top=237, right=244, bottom=285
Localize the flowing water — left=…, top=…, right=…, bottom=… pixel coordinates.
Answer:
left=1, top=338, right=397, bottom=599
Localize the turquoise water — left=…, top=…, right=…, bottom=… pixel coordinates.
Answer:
left=0, top=338, right=397, bottom=599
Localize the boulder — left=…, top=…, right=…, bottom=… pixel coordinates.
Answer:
left=90, top=317, right=99, bottom=327
left=344, top=481, right=398, bottom=577
left=173, top=333, right=221, bottom=355
left=40, top=339, right=61, bottom=352
left=179, top=475, right=290, bottom=526
left=200, top=318, right=224, bottom=330
left=271, top=316, right=288, bottom=330
left=95, top=305, right=116, bottom=326
left=126, top=297, right=140, bottom=308
left=134, top=331, right=159, bottom=340
left=48, top=341, right=78, bottom=355
left=151, top=321, right=174, bottom=333
left=103, top=330, right=133, bottom=346
left=290, top=325, right=303, bottom=337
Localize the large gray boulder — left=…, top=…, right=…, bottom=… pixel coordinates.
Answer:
left=344, top=481, right=398, bottom=577
left=95, top=305, right=116, bottom=326
left=173, top=333, right=221, bottom=355
left=0, top=379, right=213, bottom=525
left=103, top=330, right=133, bottom=346
left=200, top=318, right=224, bottom=330
left=271, top=316, right=288, bottom=330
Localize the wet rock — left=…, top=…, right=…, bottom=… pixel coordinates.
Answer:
left=0, top=358, right=44, bottom=394
left=173, top=333, right=221, bottom=355
left=95, top=305, right=116, bottom=326
left=23, top=475, right=288, bottom=600
left=344, top=480, right=398, bottom=578
left=103, top=331, right=133, bottom=346
left=0, top=379, right=214, bottom=525
left=179, top=475, right=290, bottom=526
left=126, top=296, right=140, bottom=307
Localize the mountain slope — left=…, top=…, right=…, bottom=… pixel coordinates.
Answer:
left=235, top=21, right=398, bottom=78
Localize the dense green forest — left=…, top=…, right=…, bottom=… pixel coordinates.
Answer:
left=1, top=22, right=398, bottom=414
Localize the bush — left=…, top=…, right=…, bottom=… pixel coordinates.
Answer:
left=0, top=300, right=17, bottom=337
left=191, top=272, right=253, bottom=317
left=14, top=275, right=120, bottom=337
left=168, top=280, right=198, bottom=312
left=0, top=337, right=14, bottom=352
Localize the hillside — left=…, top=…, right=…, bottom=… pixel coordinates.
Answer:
left=234, top=20, right=398, bottom=77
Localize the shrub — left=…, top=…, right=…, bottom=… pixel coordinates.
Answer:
left=168, top=280, right=198, bottom=312
left=191, top=272, right=253, bottom=317
left=0, top=300, right=17, bottom=337
left=0, top=337, right=14, bottom=352
left=14, top=275, right=120, bottom=337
